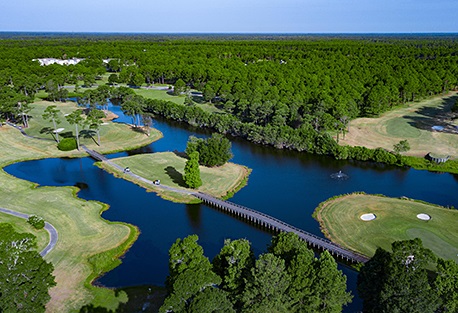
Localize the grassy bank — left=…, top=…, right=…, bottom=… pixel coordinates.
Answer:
left=314, top=193, right=458, bottom=262
left=0, top=100, right=162, bottom=312
left=97, top=152, right=250, bottom=203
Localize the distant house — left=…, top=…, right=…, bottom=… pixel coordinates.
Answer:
left=33, top=57, right=84, bottom=66
left=33, top=57, right=111, bottom=66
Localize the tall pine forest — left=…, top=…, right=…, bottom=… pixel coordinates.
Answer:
left=1, top=35, right=458, bottom=165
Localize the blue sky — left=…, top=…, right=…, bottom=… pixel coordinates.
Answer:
left=1, top=0, right=457, bottom=33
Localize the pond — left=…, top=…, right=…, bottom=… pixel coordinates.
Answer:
left=5, top=100, right=458, bottom=312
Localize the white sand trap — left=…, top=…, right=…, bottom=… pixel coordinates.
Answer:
left=360, top=213, right=376, bottom=221
left=417, top=213, right=431, bottom=221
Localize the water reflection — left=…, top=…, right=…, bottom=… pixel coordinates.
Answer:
left=186, top=204, right=202, bottom=231
left=4, top=99, right=458, bottom=313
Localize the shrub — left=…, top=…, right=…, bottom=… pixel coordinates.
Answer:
left=27, top=215, right=45, bottom=230
left=393, top=139, right=410, bottom=154
left=57, top=137, right=77, bottom=151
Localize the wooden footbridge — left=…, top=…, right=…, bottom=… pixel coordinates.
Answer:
left=195, top=193, right=369, bottom=264
left=82, top=146, right=109, bottom=162
left=83, top=146, right=369, bottom=264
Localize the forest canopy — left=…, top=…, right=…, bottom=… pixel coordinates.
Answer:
left=1, top=35, right=457, bottom=167
left=1, top=36, right=457, bottom=127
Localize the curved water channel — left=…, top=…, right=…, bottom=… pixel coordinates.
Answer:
left=5, top=101, right=458, bottom=312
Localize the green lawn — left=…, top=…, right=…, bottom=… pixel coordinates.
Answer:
left=36, top=74, right=224, bottom=115
left=133, top=88, right=224, bottom=114
left=385, top=117, right=422, bottom=138
left=341, top=92, right=458, bottom=158
left=315, top=194, right=458, bottom=262
left=24, top=100, right=161, bottom=152
left=133, top=88, right=184, bottom=105
left=99, top=152, right=250, bottom=203
left=0, top=100, right=162, bottom=312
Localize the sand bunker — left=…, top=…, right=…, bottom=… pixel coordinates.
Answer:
left=360, top=213, right=376, bottom=221
left=417, top=213, right=431, bottom=221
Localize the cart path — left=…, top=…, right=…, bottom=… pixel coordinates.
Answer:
left=84, top=146, right=368, bottom=264
left=0, top=207, right=58, bottom=257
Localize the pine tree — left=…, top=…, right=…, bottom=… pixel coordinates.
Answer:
left=358, top=239, right=439, bottom=313
left=0, top=223, right=56, bottom=312
left=184, top=151, right=202, bottom=189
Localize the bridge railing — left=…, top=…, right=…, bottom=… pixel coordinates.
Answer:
left=196, top=192, right=333, bottom=243
left=195, top=192, right=368, bottom=263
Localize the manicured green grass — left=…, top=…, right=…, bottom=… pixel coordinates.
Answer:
left=385, top=117, right=422, bottom=138
left=133, top=88, right=224, bottom=114
left=0, top=100, right=163, bottom=312
left=134, top=88, right=184, bottom=105
left=341, top=92, right=458, bottom=158
left=315, top=194, right=458, bottom=262
left=24, top=100, right=161, bottom=152
left=99, top=152, right=250, bottom=203
left=37, top=77, right=223, bottom=115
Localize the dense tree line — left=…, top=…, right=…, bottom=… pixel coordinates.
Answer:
left=1, top=36, right=457, bottom=169
left=358, top=238, right=458, bottom=313
left=142, top=95, right=407, bottom=166
left=159, top=233, right=457, bottom=313
left=160, top=232, right=352, bottom=313
left=0, top=223, right=56, bottom=312
left=1, top=36, right=458, bottom=128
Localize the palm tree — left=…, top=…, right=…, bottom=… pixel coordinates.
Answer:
left=42, top=105, right=62, bottom=142
left=17, top=102, right=31, bottom=128
left=121, top=95, right=144, bottom=128
left=141, top=113, right=153, bottom=136
left=86, top=109, right=105, bottom=145
left=65, top=110, right=84, bottom=150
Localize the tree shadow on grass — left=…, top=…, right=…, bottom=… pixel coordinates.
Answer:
left=80, top=129, right=98, bottom=145
left=59, top=131, right=74, bottom=139
left=403, top=95, right=458, bottom=133
left=39, top=127, right=58, bottom=141
left=80, top=129, right=96, bottom=139
left=78, top=304, right=112, bottom=312
left=172, top=150, right=188, bottom=159
left=191, top=95, right=206, bottom=104
left=165, top=166, right=186, bottom=187
left=40, top=126, right=54, bottom=135
left=130, top=125, right=149, bottom=136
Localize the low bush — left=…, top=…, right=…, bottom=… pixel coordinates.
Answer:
left=57, top=137, right=77, bottom=151
left=27, top=215, right=45, bottom=230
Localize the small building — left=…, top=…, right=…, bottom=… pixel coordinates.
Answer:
left=426, top=152, right=450, bottom=163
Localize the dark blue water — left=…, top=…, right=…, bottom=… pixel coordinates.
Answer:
left=5, top=102, right=458, bottom=312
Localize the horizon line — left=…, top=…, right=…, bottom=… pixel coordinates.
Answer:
left=1, top=31, right=458, bottom=35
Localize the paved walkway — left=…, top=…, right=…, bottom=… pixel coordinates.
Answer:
left=83, top=146, right=369, bottom=263
left=82, top=145, right=194, bottom=196
left=6, top=122, right=54, bottom=141
left=0, top=207, right=58, bottom=257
